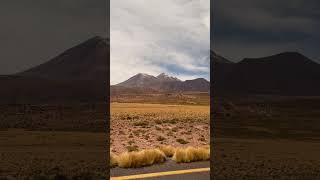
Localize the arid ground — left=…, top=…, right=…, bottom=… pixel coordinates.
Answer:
left=212, top=96, right=320, bottom=179
left=0, top=104, right=107, bottom=179
left=110, top=92, right=210, bottom=155
left=111, top=103, right=210, bottom=154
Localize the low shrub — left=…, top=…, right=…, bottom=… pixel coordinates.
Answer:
left=158, top=145, right=176, bottom=157
left=172, top=147, right=210, bottom=163
left=117, top=149, right=166, bottom=168
left=176, top=138, right=189, bottom=144
left=110, top=152, right=118, bottom=168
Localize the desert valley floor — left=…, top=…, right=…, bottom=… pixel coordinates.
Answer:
left=0, top=104, right=107, bottom=179
left=110, top=103, right=210, bottom=154
left=212, top=96, right=320, bottom=179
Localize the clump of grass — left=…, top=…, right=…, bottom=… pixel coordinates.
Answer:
left=133, top=130, right=140, bottom=136
left=163, top=119, right=177, bottom=124
left=133, top=129, right=146, bottom=136
left=167, top=131, right=174, bottom=137
left=128, top=134, right=134, bottom=138
left=133, top=121, right=149, bottom=127
left=176, top=138, right=189, bottom=144
left=117, top=149, right=166, bottom=168
left=203, top=145, right=210, bottom=150
left=144, top=135, right=150, bottom=140
left=128, top=140, right=135, bottom=145
left=172, top=127, right=179, bottom=132
left=110, top=152, right=118, bottom=167
left=155, top=120, right=163, bottom=124
left=169, top=119, right=177, bottom=124
left=126, top=145, right=139, bottom=152
left=157, top=136, right=166, bottom=141
left=158, top=145, right=176, bottom=157
left=155, top=126, right=162, bottom=131
left=172, top=147, right=210, bottom=163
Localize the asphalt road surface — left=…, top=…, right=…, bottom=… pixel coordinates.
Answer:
left=110, top=160, right=210, bottom=180
left=148, top=171, right=209, bottom=180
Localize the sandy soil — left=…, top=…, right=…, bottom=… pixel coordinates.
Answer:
left=0, top=103, right=107, bottom=132
left=0, top=103, right=108, bottom=179
left=212, top=138, right=320, bottom=179
left=212, top=96, right=320, bottom=179
left=0, top=129, right=107, bottom=179
left=110, top=103, right=210, bottom=154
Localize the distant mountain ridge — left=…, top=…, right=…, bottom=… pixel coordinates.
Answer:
left=157, top=73, right=182, bottom=82
left=0, top=36, right=108, bottom=104
left=211, top=51, right=233, bottom=64
left=2, top=35, right=320, bottom=104
left=115, top=73, right=210, bottom=92
left=17, top=36, right=108, bottom=81
left=212, top=51, right=320, bottom=95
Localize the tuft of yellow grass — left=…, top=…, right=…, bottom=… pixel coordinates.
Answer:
left=202, top=145, right=210, bottom=152
left=172, top=147, right=210, bottom=163
left=110, top=152, right=118, bottom=168
left=117, top=149, right=166, bottom=168
left=158, top=145, right=176, bottom=157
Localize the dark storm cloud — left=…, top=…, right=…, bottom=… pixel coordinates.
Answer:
left=212, top=0, right=320, bottom=62
left=0, top=0, right=108, bottom=74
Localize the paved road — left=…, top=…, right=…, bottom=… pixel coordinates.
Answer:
left=110, top=160, right=210, bottom=180
left=149, top=171, right=209, bottom=180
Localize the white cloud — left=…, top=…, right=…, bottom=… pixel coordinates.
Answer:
left=110, top=0, right=210, bottom=84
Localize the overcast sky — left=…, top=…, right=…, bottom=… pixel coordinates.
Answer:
left=3, top=1, right=316, bottom=80
left=212, top=0, right=320, bottom=63
left=0, top=0, right=107, bottom=75
left=111, top=0, right=210, bottom=85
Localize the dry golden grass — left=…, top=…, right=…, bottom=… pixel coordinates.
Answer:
left=204, top=145, right=210, bottom=150
left=110, top=146, right=210, bottom=168
left=116, top=149, right=166, bottom=168
left=110, top=152, right=118, bottom=167
left=111, top=103, right=209, bottom=123
left=158, top=145, right=176, bottom=157
left=111, top=92, right=210, bottom=105
left=172, top=146, right=210, bottom=163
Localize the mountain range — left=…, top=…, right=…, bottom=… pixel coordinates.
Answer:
left=0, top=36, right=108, bottom=104
left=212, top=51, right=320, bottom=96
left=17, top=36, right=109, bottom=81
left=1, top=36, right=320, bottom=104
left=114, top=73, right=210, bottom=92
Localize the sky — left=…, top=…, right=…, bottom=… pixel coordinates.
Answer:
left=110, top=0, right=210, bottom=85
left=212, top=0, right=320, bottom=63
left=2, top=1, right=317, bottom=80
left=0, top=0, right=107, bottom=75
